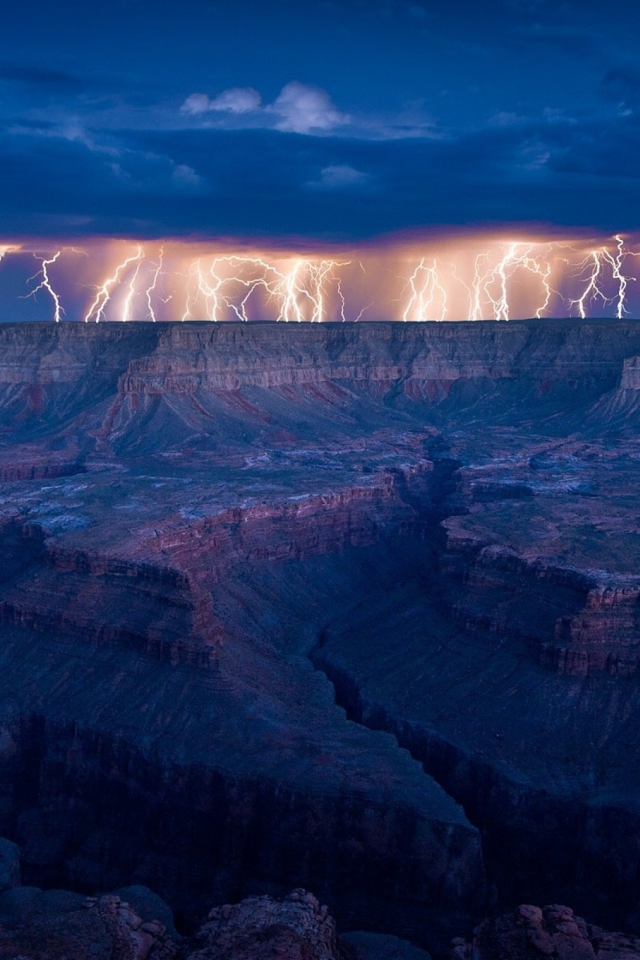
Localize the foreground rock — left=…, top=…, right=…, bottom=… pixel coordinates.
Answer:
left=0, top=875, right=426, bottom=960
left=187, top=889, right=345, bottom=960
left=453, top=904, right=640, bottom=960
left=0, top=890, right=176, bottom=960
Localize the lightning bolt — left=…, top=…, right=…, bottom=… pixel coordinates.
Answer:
left=465, top=243, right=559, bottom=321
left=145, top=247, right=164, bottom=321
left=194, top=258, right=227, bottom=320
left=182, top=256, right=351, bottom=322
left=211, top=255, right=275, bottom=321
left=122, top=252, right=144, bottom=322
left=401, top=258, right=447, bottom=321
left=568, top=251, right=609, bottom=319
left=277, top=260, right=306, bottom=322
left=23, top=251, right=65, bottom=322
left=6, top=234, right=640, bottom=324
left=530, top=258, right=553, bottom=319
left=261, top=257, right=349, bottom=322
left=84, top=246, right=143, bottom=322
left=602, top=235, right=636, bottom=319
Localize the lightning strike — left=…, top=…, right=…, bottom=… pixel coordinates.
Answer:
left=181, top=256, right=352, bottom=323
left=122, top=253, right=144, bottom=322
left=463, top=243, right=560, bottom=321
left=568, top=252, right=609, bottom=320
left=603, top=235, right=636, bottom=319
left=401, top=259, right=447, bottom=321
left=4, top=234, right=640, bottom=323
left=144, top=247, right=164, bottom=322
left=84, top=246, right=143, bottom=322
left=23, top=251, right=65, bottom=322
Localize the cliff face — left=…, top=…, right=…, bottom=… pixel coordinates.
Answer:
left=1, top=320, right=640, bottom=947
left=438, top=525, right=640, bottom=676
left=0, top=319, right=638, bottom=442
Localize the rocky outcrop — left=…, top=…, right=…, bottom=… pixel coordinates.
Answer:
left=547, top=581, right=640, bottom=676
left=0, top=890, right=176, bottom=960
left=619, top=356, right=640, bottom=390
left=0, top=850, right=428, bottom=960
left=187, top=889, right=344, bottom=960
left=440, top=519, right=640, bottom=676
left=0, top=471, right=426, bottom=666
left=438, top=528, right=593, bottom=648
left=453, top=904, right=640, bottom=960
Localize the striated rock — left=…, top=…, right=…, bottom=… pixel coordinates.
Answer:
left=453, top=904, right=640, bottom=960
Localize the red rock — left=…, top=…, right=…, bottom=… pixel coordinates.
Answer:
left=187, top=889, right=345, bottom=960
left=454, top=905, right=640, bottom=960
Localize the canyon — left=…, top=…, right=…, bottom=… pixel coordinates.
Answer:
left=0, top=319, right=640, bottom=954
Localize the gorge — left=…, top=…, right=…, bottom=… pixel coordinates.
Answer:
left=1, top=319, right=640, bottom=954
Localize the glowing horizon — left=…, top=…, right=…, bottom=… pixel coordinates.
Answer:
left=1, top=232, right=640, bottom=323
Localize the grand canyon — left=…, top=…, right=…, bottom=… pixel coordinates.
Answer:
left=1, top=318, right=640, bottom=958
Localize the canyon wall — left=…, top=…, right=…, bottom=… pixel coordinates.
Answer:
left=0, top=321, right=640, bottom=947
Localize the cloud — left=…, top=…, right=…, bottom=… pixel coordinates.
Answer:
left=181, top=87, right=262, bottom=116
left=181, top=82, right=348, bottom=136
left=270, top=82, right=348, bottom=134
left=308, top=164, right=370, bottom=190
left=171, top=163, right=204, bottom=190
left=3, top=107, right=640, bottom=241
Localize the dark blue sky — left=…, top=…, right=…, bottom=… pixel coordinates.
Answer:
left=2, top=0, right=640, bottom=242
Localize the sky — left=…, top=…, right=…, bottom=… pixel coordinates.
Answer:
left=2, top=0, right=640, bottom=244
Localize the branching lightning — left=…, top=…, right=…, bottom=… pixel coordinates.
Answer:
left=184, top=255, right=351, bottom=322
left=144, top=247, right=164, bottom=321
left=3, top=235, right=640, bottom=323
left=122, top=252, right=144, bottom=323
left=273, top=258, right=350, bottom=322
left=466, top=244, right=558, bottom=321
left=84, top=246, right=143, bottom=322
left=604, top=235, right=636, bottom=320
left=568, top=251, right=610, bottom=319
left=23, top=251, right=65, bottom=322
left=401, top=258, right=447, bottom=321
